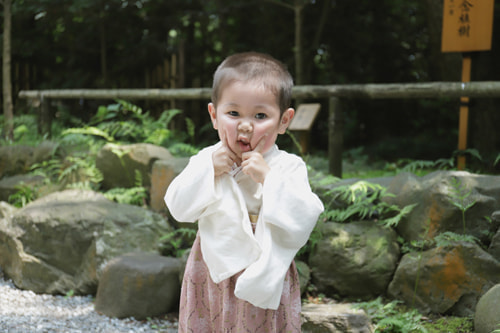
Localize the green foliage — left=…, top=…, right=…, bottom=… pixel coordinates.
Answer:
left=434, top=231, right=480, bottom=248
left=167, top=142, right=200, bottom=157
left=103, top=171, right=147, bottom=206
left=160, top=228, right=197, bottom=258
left=8, top=183, right=37, bottom=208
left=62, top=127, right=115, bottom=142
left=421, top=316, right=474, bottom=333
left=64, top=289, right=75, bottom=298
left=30, top=154, right=103, bottom=191
left=322, top=181, right=416, bottom=228
left=103, top=186, right=147, bottom=206
left=453, top=148, right=483, bottom=163
left=59, top=155, right=103, bottom=189
left=396, top=158, right=454, bottom=174
left=354, top=298, right=428, bottom=333
left=447, top=177, right=476, bottom=234
left=30, top=159, right=63, bottom=182
left=495, top=154, right=500, bottom=167
left=62, top=101, right=198, bottom=156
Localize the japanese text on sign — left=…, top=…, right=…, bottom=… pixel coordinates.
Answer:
left=441, top=0, right=494, bottom=52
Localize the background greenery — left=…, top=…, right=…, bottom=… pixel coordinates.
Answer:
left=2, top=0, right=500, bottom=171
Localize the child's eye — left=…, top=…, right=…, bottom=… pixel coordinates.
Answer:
left=228, top=111, right=239, bottom=117
left=255, top=113, right=267, bottom=120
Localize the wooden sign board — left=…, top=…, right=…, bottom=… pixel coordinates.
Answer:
left=289, top=103, right=321, bottom=131
left=441, top=0, right=495, bottom=52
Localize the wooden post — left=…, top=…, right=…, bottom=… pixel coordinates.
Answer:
left=328, top=97, right=343, bottom=177
left=39, top=97, right=52, bottom=137
left=457, top=55, right=471, bottom=170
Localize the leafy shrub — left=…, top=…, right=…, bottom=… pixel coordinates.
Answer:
left=160, top=228, right=197, bottom=258
left=321, top=180, right=417, bottom=228
left=354, top=297, right=428, bottom=333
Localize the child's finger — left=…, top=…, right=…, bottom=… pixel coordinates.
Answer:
left=252, top=134, right=268, bottom=153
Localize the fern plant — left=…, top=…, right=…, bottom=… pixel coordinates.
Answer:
left=103, top=170, right=147, bottom=206
left=354, top=298, right=428, bottom=333
left=8, top=183, right=37, bottom=208
left=448, top=177, right=476, bottom=234
left=322, top=180, right=417, bottom=228
left=398, top=158, right=454, bottom=174
left=434, top=231, right=480, bottom=247
left=160, top=228, right=197, bottom=258
left=494, top=154, right=500, bottom=167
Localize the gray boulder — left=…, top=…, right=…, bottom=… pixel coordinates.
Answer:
left=489, top=227, right=500, bottom=261
left=301, top=303, right=373, bottom=333
left=475, top=284, right=500, bottom=333
left=489, top=211, right=500, bottom=261
left=0, top=189, right=172, bottom=295
left=0, top=201, right=17, bottom=218
left=309, top=221, right=400, bottom=300
left=0, top=141, right=61, bottom=178
left=150, top=157, right=189, bottom=213
left=0, top=174, right=51, bottom=202
left=96, top=143, right=172, bottom=189
left=388, top=241, right=500, bottom=315
left=384, top=171, right=500, bottom=243
left=95, top=252, right=181, bottom=320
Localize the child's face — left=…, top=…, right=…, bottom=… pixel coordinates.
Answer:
left=208, top=80, right=294, bottom=159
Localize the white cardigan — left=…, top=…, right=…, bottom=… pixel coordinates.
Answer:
left=164, top=143, right=324, bottom=309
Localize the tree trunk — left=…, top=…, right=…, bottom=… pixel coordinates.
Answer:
left=304, top=0, right=331, bottom=83
left=2, top=0, right=14, bottom=140
left=99, top=3, right=107, bottom=86
left=293, top=0, right=303, bottom=85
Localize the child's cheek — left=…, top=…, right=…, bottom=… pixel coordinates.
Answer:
left=261, top=134, right=276, bottom=154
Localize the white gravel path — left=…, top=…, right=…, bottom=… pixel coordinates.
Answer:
left=0, top=273, right=178, bottom=333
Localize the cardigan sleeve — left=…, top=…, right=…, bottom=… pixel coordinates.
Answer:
left=261, top=155, right=324, bottom=247
left=164, top=145, right=219, bottom=223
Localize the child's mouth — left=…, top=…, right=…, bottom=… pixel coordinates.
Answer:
left=238, top=138, right=251, bottom=152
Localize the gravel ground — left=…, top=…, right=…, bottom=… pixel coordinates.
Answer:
left=0, top=274, right=178, bottom=333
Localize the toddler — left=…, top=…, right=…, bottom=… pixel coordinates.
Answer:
left=165, top=51, right=324, bottom=332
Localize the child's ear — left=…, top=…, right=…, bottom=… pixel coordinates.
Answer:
left=278, top=108, right=294, bottom=134
left=208, top=103, right=218, bottom=130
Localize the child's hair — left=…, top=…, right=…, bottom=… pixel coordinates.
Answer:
left=211, top=52, right=294, bottom=115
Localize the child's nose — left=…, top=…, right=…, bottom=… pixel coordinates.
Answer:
left=238, top=121, right=253, bottom=132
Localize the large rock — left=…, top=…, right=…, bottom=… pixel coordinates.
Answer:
left=96, top=143, right=172, bottom=189
left=309, top=221, right=400, bottom=300
left=0, top=189, right=172, bottom=295
left=0, top=141, right=61, bottom=179
left=0, top=174, right=49, bottom=202
left=95, top=252, right=181, bottom=320
left=149, top=157, right=189, bottom=213
left=388, top=241, right=500, bottom=315
left=475, top=284, right=500, bottom=333
left=384, top=171, right=500, bottom=243
left=489, top=228, right=500, bottom=262
left=0, top=201, right=17, bottom=218
left=301, top=303, right=373, bottom=333
left=489, top=211, right=500, bottom=261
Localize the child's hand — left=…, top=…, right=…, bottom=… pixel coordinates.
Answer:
left=241, top=135, right=270, bottom=184
left=213, top=136, right=240, bottom=177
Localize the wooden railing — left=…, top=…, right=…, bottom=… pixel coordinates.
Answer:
left=18, top=81, right=500, bottom=177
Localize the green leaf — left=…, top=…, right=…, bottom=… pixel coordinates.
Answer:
left=62, top=127, right=115, bottom=142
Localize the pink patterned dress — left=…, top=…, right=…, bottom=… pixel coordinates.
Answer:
left=178, top=226, right=302, bottom=332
